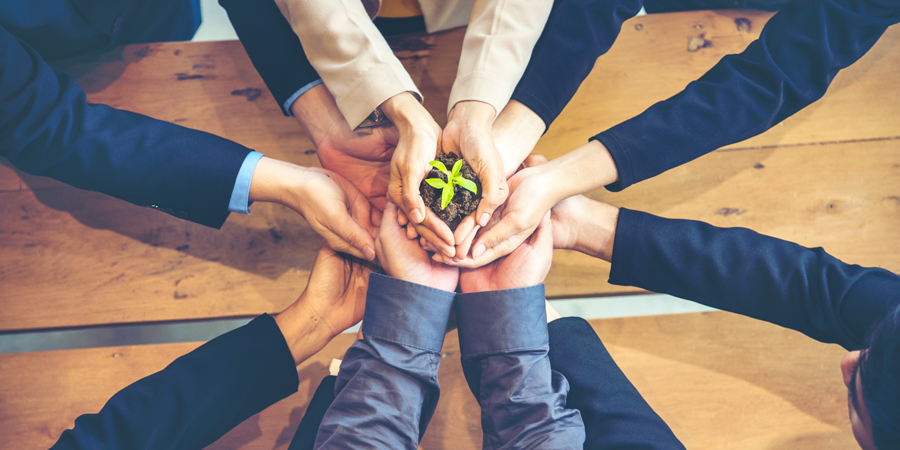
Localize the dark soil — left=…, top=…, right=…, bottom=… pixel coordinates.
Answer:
left=419, top=153, right=481, bottom=231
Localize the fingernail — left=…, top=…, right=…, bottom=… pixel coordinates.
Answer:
left=478, top=213, right=490, bottom=227
left=432, top=253, right=441, bottom=262
left=364, top=245, right=375, bottom=261
left=411, top=209, right=424, bottom=223
left=473, top=244, right=486, bottom=258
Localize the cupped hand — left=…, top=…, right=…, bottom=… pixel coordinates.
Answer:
left=293, top=83, right=398, bottom=210
left=442, top=101, right=509, bottom=255
left=459, top=210, right=554, bottom=293
left=375, top=203, right=459, bottom=291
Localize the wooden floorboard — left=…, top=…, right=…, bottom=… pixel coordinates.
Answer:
left=1, top=10, right=898, bottom=330
left=0, top=313, right=855, bottom=449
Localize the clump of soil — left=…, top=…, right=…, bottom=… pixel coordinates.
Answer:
left=419, top=153, right=481, bottom=231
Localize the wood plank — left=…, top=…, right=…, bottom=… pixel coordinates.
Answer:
left=0, top=312, right=855, bottom=449
left=2, top=9, right=899, bottom=329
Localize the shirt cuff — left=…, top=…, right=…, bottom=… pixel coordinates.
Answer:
left=455, top=284, right=548, bottom=357
left=362, top=273, right=456, bottom=353
left=284, top=79, right=324, bottom=117
left=227, top=151, right=265, bottom=214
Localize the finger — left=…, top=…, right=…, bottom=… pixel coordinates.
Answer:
left=370, top=208, right=383, bottom=229
left=325, top=216, right=377, bottom=261
left=399, top=167, right=427, bottom=224
left=369, top=196, right=388, bottom=212
left=420, top=209, right=455, bottom=248
left=398, top=210, right=409, bottom=226
left=406, top=222, right=419, bottom=240
left=453, top=224, right=479, bottom=261
left=474, top=171, right=509, bottom=228
left=412, top=221, right=455, bottom=258
left=453, top=214, right=478, bottom=247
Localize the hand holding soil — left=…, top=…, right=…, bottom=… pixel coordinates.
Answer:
left=419, top=152, right=482, bottom=231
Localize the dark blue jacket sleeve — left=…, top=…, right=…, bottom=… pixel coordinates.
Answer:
left=609, top=208, right=900, bottom=350
left=456, top=284, right=585, bottom=449
left=50, top=314, right=300, bottom=450
left=218, top=0, right=320, bottom=116
left=511, top=0, right=643, bottom=130
left=313, top=273, right=456, bottom=449
left=593, top=0, right=900, bottom=191
left=0, top=25, right=252, bottom=228
left=547, top=317, right=686, bottom=450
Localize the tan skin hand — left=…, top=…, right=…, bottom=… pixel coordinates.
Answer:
left=275, top=244, right=374, bottom=365
left=376, top=203, right=459, bottom=292
left=292, top=84, right=399, bottom=211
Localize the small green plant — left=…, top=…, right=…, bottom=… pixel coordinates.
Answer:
left=424, top=159, right=477, bottom=210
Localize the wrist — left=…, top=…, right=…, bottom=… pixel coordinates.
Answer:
left=572, top=200, right=619, bottom=262
left=448, top=100, right=496, bottom=127
left=275, top=296, right=336, bottom=365
left=493, top=101, right=545, bottom=177
left=380, top=92, right=431, bottom=131
left=291, top=84, right=340, bottom=146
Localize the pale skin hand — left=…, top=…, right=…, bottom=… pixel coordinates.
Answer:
left=442, top=101, right=509, bottom=254
left=275, top=244, right=373, bottom=365
left=249, top=157, right=377, bottom=261
left=376, top=202, right=459, bottom=292
left=291, top=84, right=399, bottom=211
left=379, top=92, right=458, bottom=257
left=459, top=210, right=554, bottom=293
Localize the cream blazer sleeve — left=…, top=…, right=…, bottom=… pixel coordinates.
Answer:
left=274, top=0, right=421, bottom=128
left=448, top=0, right=553, bottom=117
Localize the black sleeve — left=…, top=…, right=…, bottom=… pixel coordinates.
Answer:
left=0, top=25, right=251, bottom=228
left=548, top=317, right=686, bottom=450
left=50, top=315, right=299, bottom=450
left=593, top=0, right=900, bottom=191
left=610, top=208, right=900, bottom=350
left=511, top=0, right=643, bottom=129
left=218, top=0, right=320, bottom=116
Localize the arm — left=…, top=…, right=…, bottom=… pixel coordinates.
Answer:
left=274, top=0, right=420, bottom=129
left=547, top=317, right=686, bottom=450
left=593, top=0, right=900, bottom=192
left=0, top=26, right=250, bottom=229
left=314, top=203, right=459, bottom=448
left=558, top=195, right=900, bottom=350
left=51, top=245, right=373, bottom=450
left=457, top=211, right=585, bottom=448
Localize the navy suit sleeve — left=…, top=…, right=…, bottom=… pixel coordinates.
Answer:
left=50, top=314, right=300, bottom=450
left=0, top=25, right=252, bottom=228
left=511, top=0, right=643, bottom=130
left=218, top=0, right=320, bottom=116
left=548, top=317, right=686, bottom=450
left=593, top=0, right=900, bottom=191
left=610, top=208, right=900, bottom=350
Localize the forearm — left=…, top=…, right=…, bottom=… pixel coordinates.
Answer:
left=511, top=0, right=643, bottom=128
left=448, top=0, right=553, bottom=117
left=0, top=28, right=249, bottom=229
left=608, top=208, right=900, bottom=349
left=457, top=284, right=585, bottom=448
left=314, top=273, right=455, bottom=448
left=595, top=0, right=900, bottom=192
left=51, top=315, right=299, bottom=450
left=275, top=0, right=420, bottom=128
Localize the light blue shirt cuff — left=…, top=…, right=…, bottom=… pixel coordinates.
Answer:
left=227, top=151, right=265, bottom=214
left=284, top=79, right=323, bottom=117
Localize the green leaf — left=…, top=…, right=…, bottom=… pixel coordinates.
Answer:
left=441, top=183, right=453, bottom=210
left=454, top=177, right=477, bottom=194
left=451, top=159, right=463, bottom=178
left=425, top=178, right=447, bottom=189
left=428, top=160, right=449, bottom=175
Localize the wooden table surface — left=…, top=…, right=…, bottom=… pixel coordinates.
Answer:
left=1, top=9, right=898, bottom=331
left=0, top=313, right=855, bottom=449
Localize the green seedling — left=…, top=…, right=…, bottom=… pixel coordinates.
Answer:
left=424, top=159, right=478, bottom=210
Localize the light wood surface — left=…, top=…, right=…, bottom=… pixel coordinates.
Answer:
left=0, top=313, right=855, bottom=449
left=2, top=10, right=899, bottom=330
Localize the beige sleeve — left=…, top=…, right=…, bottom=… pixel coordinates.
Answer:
left=448, top=0, right=553, bottom=117
left=275, top=0, right=421, bottom=128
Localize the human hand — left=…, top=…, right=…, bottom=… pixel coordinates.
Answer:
left=375, top=202, right=459, bottom=291
left=276, top=244, right=374, bottom=364
left=442, top=101, right=509, bottom=255
left=249, top=157, right=377, bottom=261
left=292, top=84, right=399, bottom=210
left=380, top=92, right=458, bottom=257
left=459, top=209, right=553, bottom=293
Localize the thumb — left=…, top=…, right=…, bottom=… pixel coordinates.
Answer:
left=474, top=166, right=509, bottom=228
left=522, top=153, right=549, bottom=168
left=470, top=210, right=531, bottom=262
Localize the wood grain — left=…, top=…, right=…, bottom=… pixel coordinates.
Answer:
left=1, top=10, right=899, bottom=329
left=0, top=313, right=855, bottom=449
